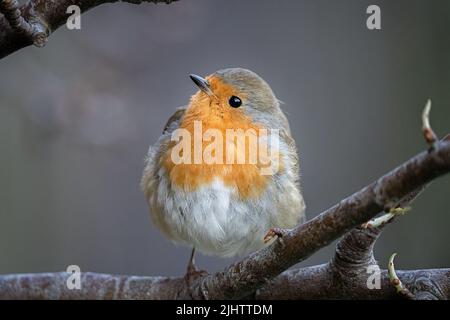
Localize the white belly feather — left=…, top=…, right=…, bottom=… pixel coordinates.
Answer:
left=147, top=167, right=304, bottom=257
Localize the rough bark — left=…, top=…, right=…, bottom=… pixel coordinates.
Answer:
left=1, top=228, right=449, bottom=300
left=0, top=0, right=178, bottom=59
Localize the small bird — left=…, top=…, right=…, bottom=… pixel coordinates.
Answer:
left=141, top=68, right=305, bottom=276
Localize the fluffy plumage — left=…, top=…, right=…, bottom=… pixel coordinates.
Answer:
left=141, top=68, right=305, bottom=257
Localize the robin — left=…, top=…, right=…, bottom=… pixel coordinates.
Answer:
left=141, top=68, right=306, bottom=276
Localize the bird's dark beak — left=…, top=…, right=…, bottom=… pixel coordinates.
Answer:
left=189, top=74, right=214, bottom=96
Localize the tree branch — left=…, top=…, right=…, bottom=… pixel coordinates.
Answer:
left=1, top=267, right=448, bottom=299
left=257, top=224, right=450, bottom=300
left=257, top=163, right=448, bottom=300
left=0, top=0, right=47, bottom=47
left=0, top=0, right=178, bottom=59
left=256, top=266, right=450, bottom=300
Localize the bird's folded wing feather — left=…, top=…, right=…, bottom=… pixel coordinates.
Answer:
left=163, top=106, right=187, bottom=134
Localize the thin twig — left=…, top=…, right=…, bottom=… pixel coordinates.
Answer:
left=422, top=99, right=438, bottom=148
left=362, top=207, right=410, bottom=229
left=388, top=253, right=415, bottom=299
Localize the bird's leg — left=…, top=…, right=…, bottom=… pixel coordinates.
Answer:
left=184, top=248, right=208, bottom=282
left=186, top=247, right=198, bottom=275
left=264, top=227, right=289, bottom=243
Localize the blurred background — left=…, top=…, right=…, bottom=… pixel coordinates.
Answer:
left=1, top=0, right=449, bottom=277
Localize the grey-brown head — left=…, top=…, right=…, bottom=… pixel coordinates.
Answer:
left=188, top=68, right=290, bottom=131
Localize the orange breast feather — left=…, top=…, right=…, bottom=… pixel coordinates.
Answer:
left=163, top=77, right=274, bottom=199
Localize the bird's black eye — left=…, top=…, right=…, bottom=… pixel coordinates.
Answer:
left=228, top=96, right=242, bottom=108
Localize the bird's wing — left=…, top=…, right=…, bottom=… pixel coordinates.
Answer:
left=163, top=106, right=187, bottom=134
left=141, top=106, right=186, bottom=195
left=280, top=128, right=300, bottom=183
